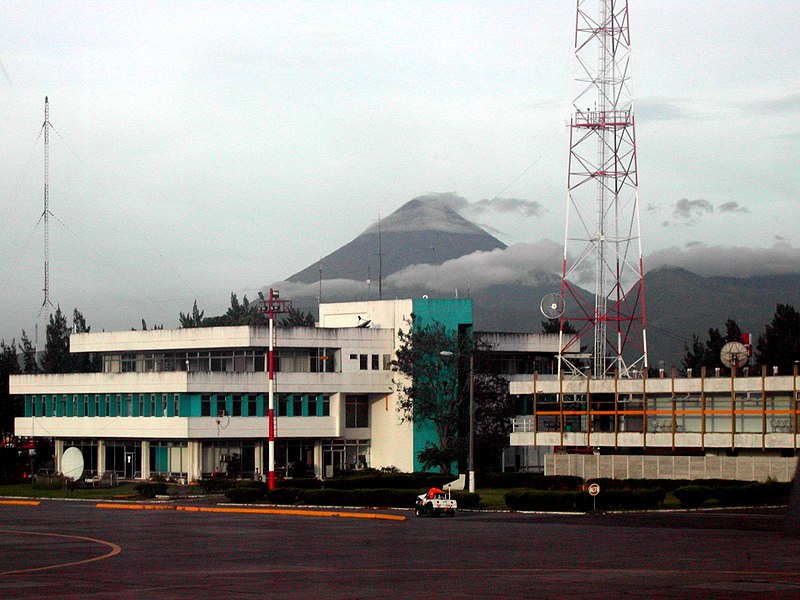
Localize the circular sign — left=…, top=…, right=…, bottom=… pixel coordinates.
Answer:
left=61, top=446, right=84, bottom=481
left=588, top=483, right=600, bottom=497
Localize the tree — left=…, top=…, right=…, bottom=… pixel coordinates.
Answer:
left=71, top=309, right=101, bottom=373
left=541, top=319, right=577, bottom=335
left=682, top=318, right=743, bottom=375
left=393, top=318, right=462, bottom=474
left=20, top=331, right=38, bottom=374
left=40, top=307, right=71, bottom=374
left=393, top=317, right=516, bottom=474
left=280, top=307, right=315, bottom=327
left=0, top=339, right=21, bottom=436
left=179, top=300, right=205, bottom=328
left=756, top=304, right=800, bottom=374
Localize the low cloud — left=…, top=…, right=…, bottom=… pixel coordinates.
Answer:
left=673, top=198, right=714, bottom=223
left=467, top=197, right=545, bottom=218
left=646, top=242, right=800, bottom=277
left=718, top=201, right=750, bottom=214
left=385, top=240, right=562, bottom=291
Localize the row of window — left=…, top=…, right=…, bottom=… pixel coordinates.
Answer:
left=28, top=394, right=181, bottom=418
left=102, top=348, right=343, bottom=374
left=27, top=393, right=343, bottom=419
left=350, top=353, right=392, bottom=371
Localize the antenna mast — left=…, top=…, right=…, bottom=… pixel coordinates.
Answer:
left=37, top=96, right=55, bottom=333
left=559, top=1, right=648, bottom=378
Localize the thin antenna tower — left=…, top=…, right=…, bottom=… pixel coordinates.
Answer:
left=559, top=1, right=648, bottom=378
left=377, top=215, right=383, bottom=300
left=36, top=96, right=56, bottom=341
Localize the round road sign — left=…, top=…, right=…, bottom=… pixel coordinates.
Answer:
left=588, top=483, right=600, bottom=496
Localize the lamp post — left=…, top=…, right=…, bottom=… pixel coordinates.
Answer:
left=440, top=350, right=475, bottom=493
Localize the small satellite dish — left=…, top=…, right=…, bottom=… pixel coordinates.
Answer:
left=540, top=293, right=565, bottom=319
left=61, top=447, right=84, bottom=481
left=720, top=341, right=748, bottom=369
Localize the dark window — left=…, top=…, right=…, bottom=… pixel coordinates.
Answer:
left=278, top=395, right=288, bottom=417
left=201, top=395, right=211, bottom=417
left=293, top=395, right=303, bottom=417
left=371, top=354, right=379, bottom=370
left=359, top=355, right=368, bottom=370
left=232, top=395, right=242, bottom=417
left=322, top=395, right=330, bottom=417
left=345, top=394, right=369, bottom=428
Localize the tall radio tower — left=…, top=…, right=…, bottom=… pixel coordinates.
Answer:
left=38, top=96, right=55, bottom=324
left=559, top=1, right=648, bottom=378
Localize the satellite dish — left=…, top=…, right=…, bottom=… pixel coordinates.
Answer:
left=540, top=293, right=565, bottom=319
left=61, top=447, right=84, bottom=481
left=720, top=341, right=748, bottom=369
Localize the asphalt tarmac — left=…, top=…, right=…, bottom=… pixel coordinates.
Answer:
left=1, top=499, right=798, bottom=599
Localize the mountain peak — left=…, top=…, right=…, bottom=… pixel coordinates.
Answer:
left=362, top=194, right=488, bottom=236
left=287, top=194, right=506, bottom=283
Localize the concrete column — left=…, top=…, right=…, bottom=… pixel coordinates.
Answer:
left=254, top=440, right=264, bottom=480
left=141, top=441, right=150, bottom=480
left=188, top=440, right=202, bottom=482
left=54, top=439, right=64, bottom=474
left=313, top=440, right=323, bottom=480
left=97, top=440, right=105, bottom=476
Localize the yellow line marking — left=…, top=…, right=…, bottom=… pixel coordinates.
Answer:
left=0, top=500, right=40, bottom=506
left=94, top=502, right=405, bottom=521
left=0, top=530, right=121, bottom=576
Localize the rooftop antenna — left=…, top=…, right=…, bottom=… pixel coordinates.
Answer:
left=373, top=215, right=384, bottom=300
left=558, top=1, right=648, bottom=379
left=36, top=96, right=56, bottom=343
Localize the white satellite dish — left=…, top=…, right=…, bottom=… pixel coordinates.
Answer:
left=61, top=447, right=84, bottom=481
left=720, top=341, right=748, bottom=370
left=540, top=293, right=565, bottom=319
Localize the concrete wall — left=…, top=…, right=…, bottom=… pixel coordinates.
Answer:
left=545, top=453, right=798, bottom=482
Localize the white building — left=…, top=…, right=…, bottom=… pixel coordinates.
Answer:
left=12, top=298, right=560, bottom=481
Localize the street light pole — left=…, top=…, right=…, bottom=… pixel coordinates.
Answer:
left=468, top=352, right=475, bottom=494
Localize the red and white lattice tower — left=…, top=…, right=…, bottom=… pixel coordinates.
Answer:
left=559, top=0, right=648, bottom=378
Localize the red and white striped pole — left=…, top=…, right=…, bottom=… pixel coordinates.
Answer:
left=257, top=288, right=291, bottom=491
left=267, top=288, right=276, bottom=491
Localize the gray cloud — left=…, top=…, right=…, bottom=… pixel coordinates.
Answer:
left=673, top=198, right=714, bottom=223
left=385, top=240, right=563, bottom=291
left=646, top=242, right=800, bottom=277
left=718, top=201, right=750, bottom=213
left=467, top=197, right=545, bottom=218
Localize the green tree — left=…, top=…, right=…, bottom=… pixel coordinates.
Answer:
left=20, top=330, right=38, bottom=374
left=682, top=318, right=743, bottom=375
left=393, top=318, right=462, bottom=474
left=0, top=339, right=22, bottom=436
left=71, top=309, right=101, bottom=373
left=471, top=340, right=514, bottom=469
left=179, top=300, right=205, bottom=328
left=756, top=304, right=800, bottom=374
left=280, top=307, right=315, bottom=327
left=40, top=307, right=71, bottom=374
left=541, top=319, right=577, bottom=335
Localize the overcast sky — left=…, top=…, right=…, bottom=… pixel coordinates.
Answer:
left=0, top=1, right=798, bottom=343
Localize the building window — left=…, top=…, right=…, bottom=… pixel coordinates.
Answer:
left=371, top=354, right=379, bottom=370
left=174, top=394, right=180, bottom=417
left=232, top=395, right=242, bottom=417
left=383, top=354, right=392, bottom=370
left=345, top=394, right=369, bottom=428
left=322, top=394, right=330, bottom=417
left=359, top=355, right=368, bottom=370
left=277, top=395, right=288, bottom=417
left=292, top=395, right=303, bottom=417
left=247, top=395, right=257, bottom=416
left=201, top=395, right=211, bottom=417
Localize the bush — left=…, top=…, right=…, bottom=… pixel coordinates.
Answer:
left=673, top=485, right=713, bottom=509
left=267, top=487, right=302, bottom=505
left=480, top=473, right=584, bottom=490
left=452, top=492, right=481, bottom=509
left=225, top=482, right=267, bottom=503
left=278, top=478, right=322, bottom=490
left=574, top=488, right=666, bottom=511
left=504, top=490, right=578, bottom=512
left=197, top=478, right=236, bottom=494
left=135, top=482, right=168, bottom=499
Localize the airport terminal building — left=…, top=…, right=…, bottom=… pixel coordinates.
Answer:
left=11, top=298, right=558, bottom=482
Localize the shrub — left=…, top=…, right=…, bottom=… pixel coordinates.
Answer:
left=225, top=482, right=266, bottom=503
left=504, top=490, right=578, bottom=512
left=575, top=488, right=666, bottom=511
left=480, top=473, right=584, bottom=490
left=452, top=491, right=481, bottom=509
left=135, top=482, right=168, bottom=499
left=278, top=478, right=322, bottom=490
left=267, top=487, right=302, bottom=505
left=673, top=485, right=713, bottom=509
left=197, top=478, right=236, bottom=494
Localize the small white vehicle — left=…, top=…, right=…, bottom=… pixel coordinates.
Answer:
left=415, top=487, right=457, bottom=517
